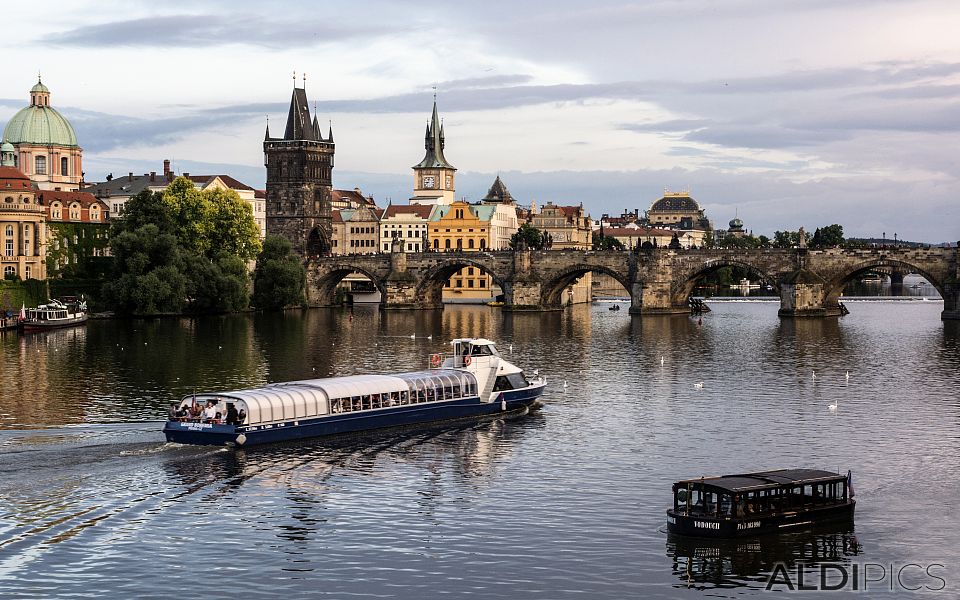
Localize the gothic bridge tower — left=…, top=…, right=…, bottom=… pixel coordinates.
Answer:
left=264, top=80, right=335, bottom=257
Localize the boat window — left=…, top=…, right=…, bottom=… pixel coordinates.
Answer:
left=470, top=344, right=494, bottom=356
left=506, top=373, right=527, bottom=389
left=493, top=376, right=512, bottom=392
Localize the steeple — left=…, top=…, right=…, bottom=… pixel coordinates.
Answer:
left=413, top=100, right=455, bottom=169
left=328, top=121, right=334, bottom=143
left=283, top=86, right=317, bottom=141
left=482, top=175, right=515, bottom=204
left=264, top=116, right=271, bottom=140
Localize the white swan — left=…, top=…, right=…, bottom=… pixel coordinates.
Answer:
left=694, top=381, right=704, bottom=389
left=660, top=356, right=665, bottom=366
left=828, top=399, right=838, bottom=411
left=845, top=371, right=850, bottom=381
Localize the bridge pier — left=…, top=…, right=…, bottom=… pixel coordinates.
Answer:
left=777, top=269, right=843, bottom=318
left=943, top=282, right=960, bottom=320
left=628, top=280, right=688, bottom=315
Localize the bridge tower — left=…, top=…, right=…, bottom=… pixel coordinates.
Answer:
left=264, top=77, right=335, bottom=258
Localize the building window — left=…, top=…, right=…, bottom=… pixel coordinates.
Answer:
left=35, top=155, right=46, bottom=175
left=468, top=279, right=474, bottom=288
left=70, top=203, right=81, bottom=220
left=468, top=239, right=474, bottom=249
left=456, top=279, right=463, bottom=288
left=61, top=157, right=69, bottom=176
left=480, top=239, right=486, bottom=250
left=479, top=279, right=486, bottom=288
left=51, top=202, right=62, bottom=219
left=444, top=239, right=451, bottom=249
left=433, top=239, right=439, bottom=250
left=3, top=266, right=14, bottom=278
left=24, top=266, right=31, bottom=280
left=467, top=268, right=474, bottom=275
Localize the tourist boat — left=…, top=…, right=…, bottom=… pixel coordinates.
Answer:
left=163, top=338, right=547, bottom=447
left=667, top=469, right=855, bottom=538
left=21, top=297, right=88, bottom=331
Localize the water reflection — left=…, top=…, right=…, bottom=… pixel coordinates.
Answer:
left=666, top=526, right=862, bottom=591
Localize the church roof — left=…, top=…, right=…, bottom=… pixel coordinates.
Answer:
left=3, top=81, right=78, bottom=147
left=650, top=192, right=701, bottom=213
left=482, top=175, right=515, bottom=204
left=0, top=166, right=33, bottom=190
left=413, top=100, right=455, bottom=170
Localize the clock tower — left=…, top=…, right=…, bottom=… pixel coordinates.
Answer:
left=411, top=100, right=456, bottom=205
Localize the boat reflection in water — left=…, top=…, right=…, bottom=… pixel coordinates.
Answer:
left=666, top=525, right=862, bottom=591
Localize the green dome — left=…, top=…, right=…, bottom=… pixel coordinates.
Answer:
left=3, top=104, right=78, bottom=147
left=1, top=140, right=13, bottom=153
left=31, top=81, right=50, bottom=94
left=729, top=217, right=744, bottom=229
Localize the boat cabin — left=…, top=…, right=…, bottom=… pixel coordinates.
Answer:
left=176, top=369, right=479, bottom=428
left=673, top=469, right=851, bottom=518
left=668, top=469, right=855, bottom=537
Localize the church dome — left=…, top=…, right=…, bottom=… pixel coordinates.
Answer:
left=650, top=192, right=700, bottom=213
left=3, top=81, right=78, bottom=147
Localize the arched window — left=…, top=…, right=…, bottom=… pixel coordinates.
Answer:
left=480, top=239, right=486, bottom=250
left=456, top=239, right=463, bottom=250
left=444, top=239, right=451, bottom=249
left=468, top=239, right=474, bottom=249
left=51, top=202, right=62, bottom=220
left=69, top=203, right=81, bottom=220
left=35, top=155, right=46, bottom=175
left=433, top=239, right=439, bottom=250
left=90, top=206, right=100, bottom=220
left=24, top=266, right=31, bottom=280
left=61, top=157, right=69, bottom=176
left=3, top=266, right=14, bottom=278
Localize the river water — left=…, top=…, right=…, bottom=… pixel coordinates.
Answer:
left=0, top=297, right=957, bottom=598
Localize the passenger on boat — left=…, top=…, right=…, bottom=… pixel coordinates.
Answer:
left=225, top=403, right=239, bottom=425
left=189, top=404, right=203, bottom=420
left=203, top=400, right=218, bottom=422
left=237, top=408, right=246, bottom=425
left=168, top=404, right=179, bottom=421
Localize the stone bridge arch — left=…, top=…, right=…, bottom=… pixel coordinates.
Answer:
left=414, top=255, right=510, bottom=309
left=670, top=258, right=783, bottom=306
left=822, top=257, right=948, bottom=308
left=540, top=263, right=633, bottom=309
left=307, top=262, right=387, bottom=306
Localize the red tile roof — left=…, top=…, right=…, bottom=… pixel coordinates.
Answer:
left=0, top=166, right=32, bottom=190
left=382, top=204, right=433, bottom=219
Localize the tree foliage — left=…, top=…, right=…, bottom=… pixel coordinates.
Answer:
left=809, top=224, right=844, bottom=249
left=509, top=223, right=552, bottom=250
left=253, top=235, right=305, bottom=310
left=592, top=230, right=624, bottom=250
left=103, top=177, right=261, bottom=315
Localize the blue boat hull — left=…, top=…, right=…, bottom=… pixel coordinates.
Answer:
left=163, top=384, right=545, bottom=447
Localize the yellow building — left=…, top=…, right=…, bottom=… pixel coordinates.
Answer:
left=429, top=201, right=498, bottom=302
left=0, top=160, right=46, bottom=281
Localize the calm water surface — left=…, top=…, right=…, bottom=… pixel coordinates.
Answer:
left=0, top=299, right=957, bottom=598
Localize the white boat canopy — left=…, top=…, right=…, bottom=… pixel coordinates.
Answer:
left=181, top=369, right=478, bottom=426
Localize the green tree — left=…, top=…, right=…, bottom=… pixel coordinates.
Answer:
left=203, top=187, right=262, bottom=260
left=773, top=230, right=809, bottom=248
left=592, top=230, right=624, bottom=250
left=104, top=177, right=261, bottom=315
left=509, top=222, right=552, bottom=250
left=810, top=224, right=844, bottom=249
left=253, top=235, right=306, bottom=310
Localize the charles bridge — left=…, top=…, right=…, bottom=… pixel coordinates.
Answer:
left=305, top=242, right=959, bottom=320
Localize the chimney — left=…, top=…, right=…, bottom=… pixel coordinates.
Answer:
left=163, top=159, right=171, bottom=177
left=183, top=172, right=190, bottom=179
left=128, top=172, right=133, bottom=181
left=150, top=172, right=156, bottom=182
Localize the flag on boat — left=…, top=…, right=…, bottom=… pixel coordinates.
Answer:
left=847, top=469, right=855, bottom=497
left=18, top=303, right=25, bottom=321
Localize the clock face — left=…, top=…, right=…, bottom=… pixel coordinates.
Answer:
left=423, top=175, right=436, bottom=189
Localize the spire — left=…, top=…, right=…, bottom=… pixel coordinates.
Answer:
left=312, top=113, right=321, bottom=139
left=482, top=175, right=514, bottom=204
left=264, top=115, right=271, bottom=140
left=328, top=120, right=334, bottom=143
left=413, top=98, right=455, bottom=170
left=283, top=84, right=316, bottom=141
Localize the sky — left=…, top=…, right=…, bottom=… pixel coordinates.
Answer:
left=2, top=0, right=959, bottom=242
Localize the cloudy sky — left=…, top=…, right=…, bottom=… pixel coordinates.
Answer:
left=2, top=0, right=959, bottom=242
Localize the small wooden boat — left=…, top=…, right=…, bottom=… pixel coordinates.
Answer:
left=22, top=297, right=88, bottom=331
left=608, top=304, right=621, bottom=311
left=164, top=338, right=547, bottom=447
left=667, top=469, right=855, bottom=538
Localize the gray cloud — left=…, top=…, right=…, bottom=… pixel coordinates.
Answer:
left=52, top=14, right=400, bottom=49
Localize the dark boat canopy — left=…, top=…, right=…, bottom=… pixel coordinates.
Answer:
left=674, top=469, right=845, bottom=493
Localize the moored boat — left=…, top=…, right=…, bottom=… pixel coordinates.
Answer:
left=667, top=469, right=855, bottom=538
left=22, top=297, right=88, bottom=331
left=163, top=338, right=547, bottom=447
